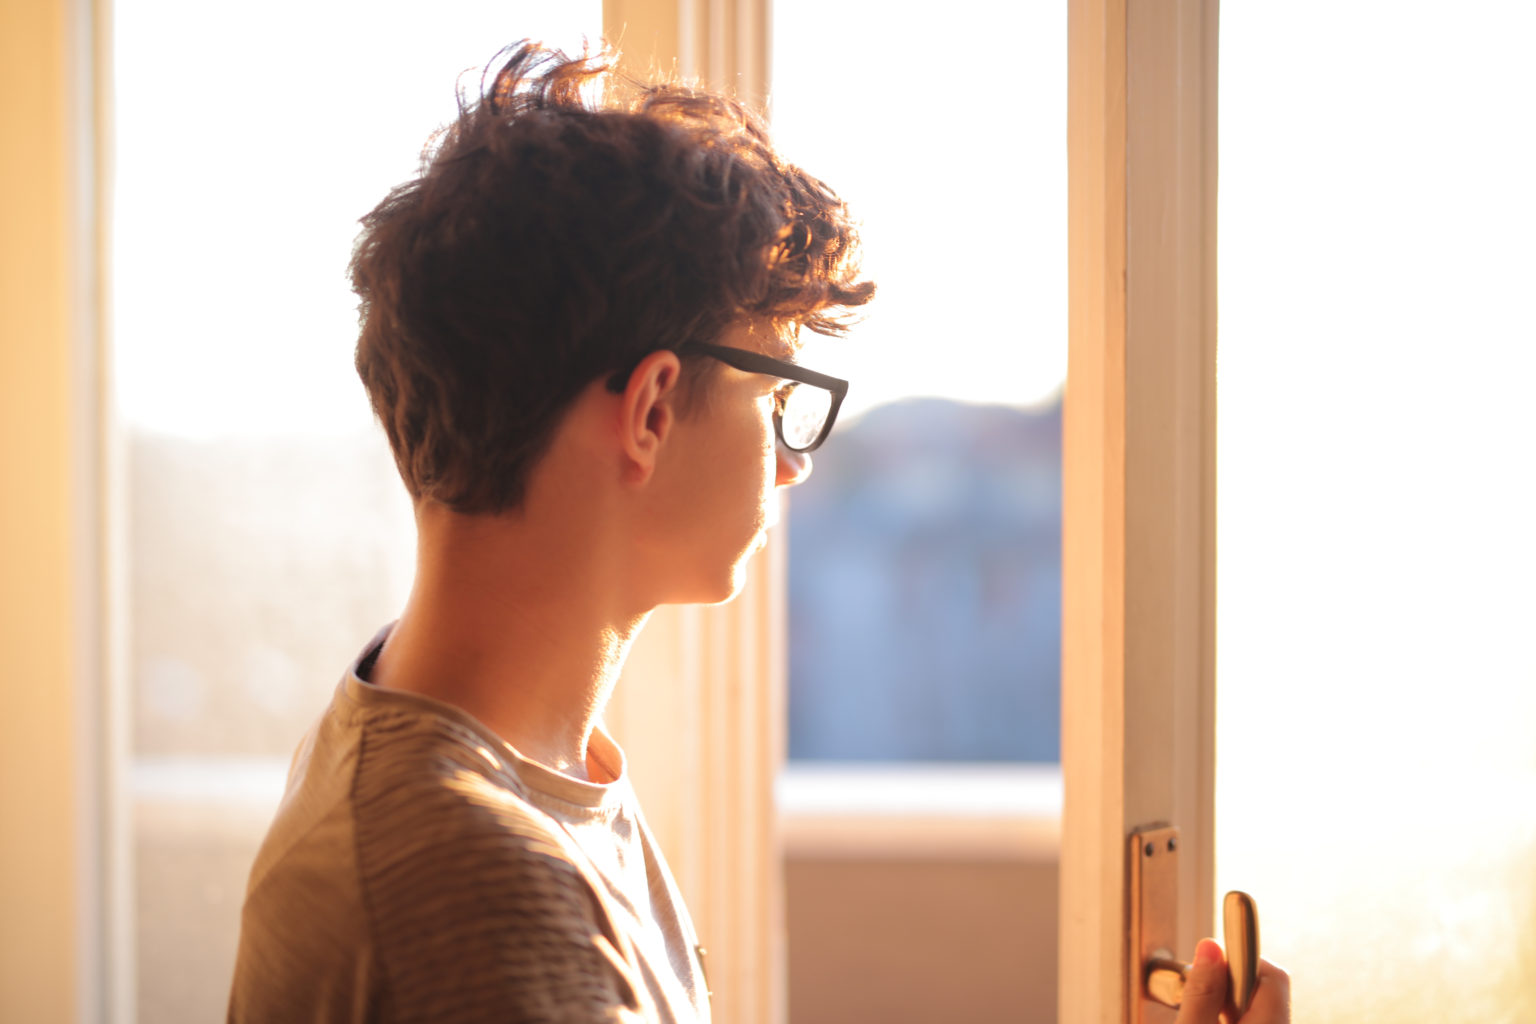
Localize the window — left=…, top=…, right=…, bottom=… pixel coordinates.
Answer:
left=769, top=5, right=1067, bottom=1021
left=772, top=0, right=1067, bottom=769
left=112, top=5, right=600, bottom=1019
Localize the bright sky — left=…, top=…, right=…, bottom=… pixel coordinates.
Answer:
left=112, top=1, right=601, bottom=438
left=771, top=3, right=1068, bottom=421
left=113, top=0, right=1065, bottom=438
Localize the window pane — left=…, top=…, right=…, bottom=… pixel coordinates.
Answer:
left=113, top=5, right=600, bottom=1020
left=1215, top=4, right=1536, bottom=1018
left=773, top=3, right=1066, bottom=763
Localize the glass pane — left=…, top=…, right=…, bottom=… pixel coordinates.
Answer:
left=773, top=2, right=1066, bottom=764
left=1215, top=4, right=1536, bottom=1019
left=113, top=5, right=600, bottom=1020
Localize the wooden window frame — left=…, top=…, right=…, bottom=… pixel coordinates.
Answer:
left=1061, top=1, right=1220, bottom=1021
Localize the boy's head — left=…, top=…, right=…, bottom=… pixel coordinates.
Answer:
left=351, top=42, right=874, bottom=514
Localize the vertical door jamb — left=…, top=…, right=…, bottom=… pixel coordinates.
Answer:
left=1061, top=1, right=1220, bottom=1021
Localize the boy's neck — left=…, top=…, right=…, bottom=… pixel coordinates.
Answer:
left=367, top=500, right=649, bottom=782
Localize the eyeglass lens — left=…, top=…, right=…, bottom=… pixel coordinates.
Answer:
left=781, top=384, right=832, bottom=450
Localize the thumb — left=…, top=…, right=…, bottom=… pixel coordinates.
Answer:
left=1174, top=939, right=1229, bottom=1024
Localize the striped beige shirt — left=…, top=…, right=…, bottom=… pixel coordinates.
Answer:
left=229, top=633, right=709, bottom=1023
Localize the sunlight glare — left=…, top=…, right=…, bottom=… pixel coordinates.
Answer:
left=771, top=1, right=1067, bottom=422
left=1215, top=4, right=1536, bottom=1019
left=113, top=1, right=600, bottom=438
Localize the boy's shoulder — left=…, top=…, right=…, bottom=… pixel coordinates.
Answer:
left=232, top=682, right=646, bottom=1021
left=246, top=679, right=571, bottom=887
left=344, top=684, right=586, bottom=875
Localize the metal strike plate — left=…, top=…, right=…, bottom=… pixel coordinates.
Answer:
left=1129, top=825, right=1180, bottom=1024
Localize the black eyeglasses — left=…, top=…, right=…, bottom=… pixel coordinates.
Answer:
left=606, top=342, right=849, bottom=453
left=686, top=342, right=849, bottom=453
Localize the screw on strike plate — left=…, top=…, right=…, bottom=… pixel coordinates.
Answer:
left=1142, top=838, right=1179, bottom=856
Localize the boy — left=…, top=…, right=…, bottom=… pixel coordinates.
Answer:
left=228, top=41, right=871, bottom=1023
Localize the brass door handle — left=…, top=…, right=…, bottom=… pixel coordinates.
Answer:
left=1145, top=890, right=1260, bottom=1016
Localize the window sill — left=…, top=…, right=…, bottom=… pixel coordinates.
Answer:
left=776, top=763, right=1062, bottom=861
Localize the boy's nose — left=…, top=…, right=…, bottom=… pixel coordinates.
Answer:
left=775, top=443, right=812, bottom=487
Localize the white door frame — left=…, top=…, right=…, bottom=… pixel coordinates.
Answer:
left=1060, top=1, right=1220, bottom=1020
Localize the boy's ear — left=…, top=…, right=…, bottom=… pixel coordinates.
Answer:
left=618, top=349, right=684, bottom=483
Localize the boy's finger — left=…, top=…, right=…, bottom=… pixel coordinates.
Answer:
left=1173, top=939, right=1228, bottom=1024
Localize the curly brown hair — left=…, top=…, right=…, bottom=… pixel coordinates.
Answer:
left=351, top=42, right=874, bottom=514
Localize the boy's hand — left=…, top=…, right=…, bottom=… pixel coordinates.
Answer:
left=1173, top=938, right=1291, bottom=1024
